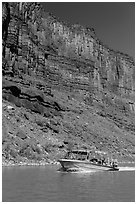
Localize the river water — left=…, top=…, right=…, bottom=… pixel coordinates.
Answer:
left=2, top=164, right=135, bottom=202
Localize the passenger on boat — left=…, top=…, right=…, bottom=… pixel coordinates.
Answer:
left=70, top=154, right=75, bottom=159
left=90, top=158, right=98, bottom=163
left=112, top=161, right=118, bottom=168
left=101, top=158, right=105, bottom=165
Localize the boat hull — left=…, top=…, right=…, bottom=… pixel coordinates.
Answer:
left=58, top=159, right=119, bottom=171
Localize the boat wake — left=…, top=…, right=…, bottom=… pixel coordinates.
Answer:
left=57, top=167, right=98, bottom=173
left=72, top=169, right=97, bottom=174
left=119, top=167, right=135, bottom=171
left=58, top=167, right=104, bottom=174
left=58, top=166, right=135, bottom=173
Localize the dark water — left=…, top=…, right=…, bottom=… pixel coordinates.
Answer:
left=2, top=165, right=135, bottom=202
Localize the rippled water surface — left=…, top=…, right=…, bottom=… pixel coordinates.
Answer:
left=2, top=164, right=135, bottom=202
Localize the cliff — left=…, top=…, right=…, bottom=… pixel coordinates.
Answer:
left=2, top=2, right=135, bottom=165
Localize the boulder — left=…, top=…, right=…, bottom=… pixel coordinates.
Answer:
left=16, top=130, right=27, bottom=140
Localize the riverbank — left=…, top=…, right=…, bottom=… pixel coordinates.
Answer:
left=2, top=160, right=59, bottom=167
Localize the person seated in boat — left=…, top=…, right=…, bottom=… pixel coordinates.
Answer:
left=81, top=155, right=86, bottom=160
left=90, top=158, right=98, bottom=163
left=98, top=160, right=102, bottom=164
left=101, top=158, right=105, bottom=165
left=76, top=155, right=81, bottom=160
left=112, top=161, right=118, bottom=168
left=113, top=159, right=118, bottom=167
left=112, top=161, right=117, bottom=168
left=70, top=154, right=75, bottom=159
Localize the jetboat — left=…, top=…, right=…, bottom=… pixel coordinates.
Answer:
left=58, top=149, right=119, bottom=171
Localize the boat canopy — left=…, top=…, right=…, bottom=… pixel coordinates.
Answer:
left=69, top=150, right=108, bottom=156
left=69, top=150, right=90, bottom=155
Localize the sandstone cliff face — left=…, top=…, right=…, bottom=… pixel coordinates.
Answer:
left=3, top=3, right=135, bottom=103
left=2, top=2, right=135, bottom=164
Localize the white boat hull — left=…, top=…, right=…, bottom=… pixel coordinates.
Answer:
left=58, top=159, right=119, bottom=171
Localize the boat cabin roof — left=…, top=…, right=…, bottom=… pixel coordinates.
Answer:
left=69, top=149, right=107, bottom=155
left=69, top=150, right=90, bottom=154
